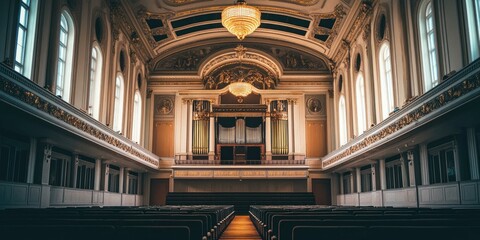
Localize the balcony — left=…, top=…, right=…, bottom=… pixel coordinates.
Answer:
left=322, top=58, right=480, bottom=170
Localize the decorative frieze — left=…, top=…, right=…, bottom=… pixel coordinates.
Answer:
left=0, top=65, right=159, bottom=167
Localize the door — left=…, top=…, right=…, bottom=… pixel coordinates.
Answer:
left=150, top=179, right=169, bottom=205
left=312, top=179, right=331, bottom=205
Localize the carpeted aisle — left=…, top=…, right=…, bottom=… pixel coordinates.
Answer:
left=219, top=215, right=262, bottom=240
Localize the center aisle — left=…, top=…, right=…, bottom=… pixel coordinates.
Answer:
left=219, top=215, right=262, bottom=240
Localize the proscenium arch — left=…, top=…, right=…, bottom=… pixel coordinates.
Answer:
left=199, top=47, right=283, bottom=80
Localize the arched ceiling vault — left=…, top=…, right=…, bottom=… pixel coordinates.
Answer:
left=118, top=0, right=374, bottom=82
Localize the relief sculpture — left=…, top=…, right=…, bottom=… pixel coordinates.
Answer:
left=204, top=64, right=278, bottom=90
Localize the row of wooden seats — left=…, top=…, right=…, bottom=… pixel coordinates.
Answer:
left=166, top=192, right=315, bottom=214
left=0, top=205, right=235, bottom=240
left=249, top=205, right=480, bottom=240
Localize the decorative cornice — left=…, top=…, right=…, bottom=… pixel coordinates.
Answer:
left=0, top=64, right=159, bottom=168
left=109, top=0, right=152, bottom=62
left=322, top=59, right=480, bottom=169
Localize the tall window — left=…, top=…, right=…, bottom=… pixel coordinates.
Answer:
left=14, top=0, right=38, bottom=78
left=465, top=0, right=480, bottom=60
left=420, top=1, right=439, bottom=92
left=132, top=91, right=142, bottom=143
left=355, top=74, right=367, bottom=135
left=338, top=95, right=348, bottom=145
left=55, top=11, right=75, bottom=102
left=379, top=43, right=394, bottom=120
left=88, top=45, right=103, bottom=120
left=113, top=74, right=124, bottom=132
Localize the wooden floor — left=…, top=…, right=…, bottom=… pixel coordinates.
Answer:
left=219, top=215, right=262, bottom=240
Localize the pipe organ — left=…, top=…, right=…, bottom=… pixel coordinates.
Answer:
left=271, top=100, right=289, bottom=155
left=180, top=95, right=296, bottom=164
left=192, top=100, right=210, bottom=155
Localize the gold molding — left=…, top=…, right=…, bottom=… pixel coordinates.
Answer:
left=0, top=72, right=159, bottom=167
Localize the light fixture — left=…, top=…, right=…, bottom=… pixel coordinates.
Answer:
left=228, top=82, right=252, bottom=103
left=221, top=0, right=261, bottom=40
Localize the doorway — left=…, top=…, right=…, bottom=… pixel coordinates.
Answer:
left=311, top=179, right=332, bottom=205
left=150, top=179, right=169, bottom=205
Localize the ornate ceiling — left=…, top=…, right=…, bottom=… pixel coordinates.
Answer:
left=117, top=0, right=373, bottom=82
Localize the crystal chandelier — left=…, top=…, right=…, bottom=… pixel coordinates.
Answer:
left=228, top=82, right=252, bottom=103
left=221, top=0, right=261, bottom=40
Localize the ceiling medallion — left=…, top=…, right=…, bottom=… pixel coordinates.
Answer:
left=221, top=0, right=261, bottom=40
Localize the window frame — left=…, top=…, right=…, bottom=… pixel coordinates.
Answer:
left=355, top=73, right=367, bottom=135
left=131, top=90, right=142, bottom=144
left=427, top=141, right=459, bottom=184
left=14, top=0, right=38, bottom=79
left=88, top=44, right=103, bottom=120
left=385, top=158, right=404, bottom=189
left=379, top=43, right=395, bottom=120
left=360, top=168, right=373, bottom=192
left=418, top=0, right=440, bottom=92
left=338, top=94, right=348, bottom=145
left=113, top=73, right=125, bottom=133
left=55, top=10, right=75, bottom=102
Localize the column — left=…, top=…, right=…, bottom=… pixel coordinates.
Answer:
left=186, top=100, right=193, bottom=160
left=287, top=100, right=293, bottom=159
left=71, top=155, right=79, bottom=188
left=179, top=99, right=188, bottom=161
left=419, top=143, right=430, bottom=185
left=467, top=128, right=479, bottom=180
left=371, top=164, right=377, bottom=191
left=400, top=157, right=408, bottom=188
left=124, top=169, right=130, bottom=194
left=356, top=168, right=361, bottom=193
left=265, top=100, right=272, bottom=161
left=407, top=151, right=416, bottom=186
left=40, top=143, right=52, bottom=208
left=208, top=101, right=215, bottom=161
left=41, top=144, right=52, bottom=185
left=339, top=173, right=344, bottom=194
left=103, top=164, right=110, bottom=191
left=94, top=159, right=102, bottom=191
left=137, top=173, right=143, bottom=195
left=119, top=167, right=125, bottom=194
left=26, top=137, right=37, bottom=184
left=379, top=159, right=386, bottom=190
left=291, top=99, right=296, bottom=159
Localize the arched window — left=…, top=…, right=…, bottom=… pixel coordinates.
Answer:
left=338, top=95, right=347, bottom=145
left=113, top=74, right=124, bottom=132
left=55, top=11, right=75, bottom=102
left=88, top=45, right=103, bottom=120
left=465, top=0, right=480, bottom=61
left=356, top=74, right=366, bottom=135
left=132, top=91, right=142, bottom=143
left=419, top=1, right=439, bottom=92
left=14, top=0, right=38, bottom=78
left=379, top=43, right=394, bottom=120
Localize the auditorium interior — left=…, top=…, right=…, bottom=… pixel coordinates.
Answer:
left=1, top=0, right=480, bottom=239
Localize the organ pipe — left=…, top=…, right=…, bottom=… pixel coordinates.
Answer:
left=192, top=100, right=210, bottom=155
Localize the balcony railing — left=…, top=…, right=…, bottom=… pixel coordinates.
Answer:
left=174, top=159, right=305, bottom=165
